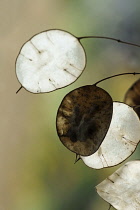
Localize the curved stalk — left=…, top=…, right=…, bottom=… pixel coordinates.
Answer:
left=78, top=36, right=140, bottom=48
left=16, top=86, right=23, bottom=94
left=94, top=72, right=140, bottom=86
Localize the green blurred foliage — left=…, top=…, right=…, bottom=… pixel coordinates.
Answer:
left=1, top=0, right=140, bottom=209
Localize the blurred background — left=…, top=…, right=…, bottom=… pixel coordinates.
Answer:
left=1, top=0, right=140, bottom=209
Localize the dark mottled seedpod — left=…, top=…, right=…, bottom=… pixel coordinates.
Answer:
left=124, top=78, right=140, bottom=118
left=56, top=85, right=113, bottom=156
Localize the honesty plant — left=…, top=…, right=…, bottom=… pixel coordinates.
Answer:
left=15, top=29, right=140, bottom=210
left=16, top=29, right=140, bottom=94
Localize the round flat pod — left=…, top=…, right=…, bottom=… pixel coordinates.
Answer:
left=96, top=160, right=140, bottom=210
left=81, top=102, right=140, bottom=169
left=16, top=29, right=86, bottom=93
left=56, top=85, right=113, bottom=156
left=124, top=78, right=140, bottom=118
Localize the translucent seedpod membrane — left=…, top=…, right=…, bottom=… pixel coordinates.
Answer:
left=96, top=161, right=140, bottom=210
left=56, top=85, right=113, bottom=156
left=124, top=78, right=140, bottom=118
left=16, top=29, right=86, bottom=93
left=81, top=102, right=140, bottom=169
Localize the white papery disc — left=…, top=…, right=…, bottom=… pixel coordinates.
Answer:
left=96, top=160, right=140, bottom=210
left=81, top=102, right=140, bottom=169
left=16, top=29, right=86, bottom=93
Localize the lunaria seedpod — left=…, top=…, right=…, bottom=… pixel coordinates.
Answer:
left=56, top=85, right=113, bottom=156
left=124, top=78, right=140, bottom=118
left=16, top=29, right=86, bottom=93
left=81, top=102, right=140, bottom=169
left=96, top=160, right=140, bottom=210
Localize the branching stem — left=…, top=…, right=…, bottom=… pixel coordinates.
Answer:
left=94, top=72, right=140, bottom=86
left=78, top=36, right=140, bottom=48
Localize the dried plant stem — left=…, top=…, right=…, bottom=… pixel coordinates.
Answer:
left=16, top=86, right=23, bottom=94
left=94, top=72, right=140, bottom=86
left=78, top=36, right=140, bottom=48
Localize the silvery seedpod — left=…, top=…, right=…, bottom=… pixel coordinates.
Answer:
left=96, top=160, right=140, bottom=210
left=56, top=85, right=113, bottom=156
left=16, top=29, right=86, bottom=93
left=81, top=102, right=140, bottom=168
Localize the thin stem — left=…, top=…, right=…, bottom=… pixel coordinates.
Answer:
left=108, top=204, right=112, bottom=210
left=16, top=86, right=23, bottom=94
left=78, top=36, right=140, bottom=48
left=94, top=72, right=140, bottom=86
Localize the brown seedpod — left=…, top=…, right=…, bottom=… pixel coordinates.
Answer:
left=124, top=78, right=140, bottom=118
left=56, top=85, right=113, bottom=156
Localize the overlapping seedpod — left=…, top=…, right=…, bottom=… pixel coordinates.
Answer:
left=81, top=102, right=140, bottom=169
left=56, top=84, right=113, bottom=156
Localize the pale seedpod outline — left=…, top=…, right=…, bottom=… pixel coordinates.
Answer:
left=15, top=29, right=87, bottom=94
left=15, top=26, right=140, bottom=209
